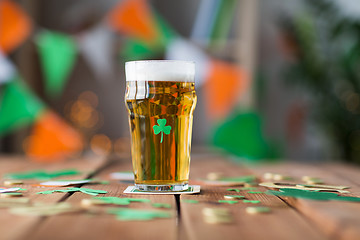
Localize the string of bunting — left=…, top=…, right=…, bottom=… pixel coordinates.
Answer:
left=0, top=0, right=270, bottom=161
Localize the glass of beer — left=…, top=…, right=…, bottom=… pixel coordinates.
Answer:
left=125, top=60, right=197, bottom=191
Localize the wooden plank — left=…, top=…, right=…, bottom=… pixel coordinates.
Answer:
left=325, top=163, right=360, bottom=189
left=0, top=156, right=106, bottom=240
left=25, top=158, right=178, bottom=240
left=180, top=157, right=327, bottom=240
left=247, top=162, right=360, bottom=240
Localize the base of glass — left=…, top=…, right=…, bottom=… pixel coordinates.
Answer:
left=135, top=182, right=188, bottom=192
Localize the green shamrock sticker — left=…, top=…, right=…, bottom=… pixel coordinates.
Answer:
left=153, top=119, right=171, bottom=143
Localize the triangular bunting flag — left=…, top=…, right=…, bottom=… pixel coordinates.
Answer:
left=24, top=110, right=83, bottom=162
left=204, top=60, right=248, bottom=119
left=0, top=0, right=32, bottom=53
left=78, top=23, right=115, bottom=81
left=107, top=0, right=159, bottom=42
left=120, top=12, right=177, bottom=61
left=36, top=30, right=77, bottom=98
left=0, top=76, right=45, bottom=136
left=166, top=37, right=210, bottom=86
left=0, top=50, right=15, bottom=84
left=212, top=111, right=278, bottom=160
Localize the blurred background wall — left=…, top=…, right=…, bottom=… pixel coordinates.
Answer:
left=2, top=0, right=360, bottom=164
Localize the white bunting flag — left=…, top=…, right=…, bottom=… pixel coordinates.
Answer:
left=0, top=51, right=15, bottom=84
left=166, top=37, right=210, bottom=87
left=77, top=23, right=115, bottom=82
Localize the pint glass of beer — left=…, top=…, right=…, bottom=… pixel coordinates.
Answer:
left=125, top=60, right=197, bottom=191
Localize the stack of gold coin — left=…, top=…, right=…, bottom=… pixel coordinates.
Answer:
left=4, top=180, right=23, bottom=186
left=206, top=172, right=223, bottom=181
left=263, top=173, right=274, bottom=180
left=0, top=192, right=23, bottom=198
left=302, top=176, right=324, bottom=184
left=273, top=174, right=293, bottom=181
left=202, top=208, right=232, bottom=224
left=81, top=198, right=106, bottom=208
left=224, top=195, right=245, bottom=200
left=246, top=206, right=271, bottom=214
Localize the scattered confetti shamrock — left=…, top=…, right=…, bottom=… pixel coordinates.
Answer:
left=266, top=188, right=360, bottom=202
left=227, top=188, right=240, bottom=193
left=153, top=119, right=171, bottom=143
left=248, top=191, right=264, bottom=194
left=10, top=202, right=80, bottom=216
left=221, top=175, right=257, bottom=183
left=181, top=199, right=199, bottom=204
left=152, top=203, right=172, bottom=209
left=92, top=197, right=150, bottom=205
left=107, top=208, right=172, bottom=221
left=243, top=200, right=261, bottom=204
left=240, top=187, right=258, bottom=191
left=6, top=169, right=81, bottom=180
left=218, top=200, right=238, bottom=204
left=37, top=187, right=107, bottom=196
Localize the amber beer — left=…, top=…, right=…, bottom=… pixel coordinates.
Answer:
left=125, top=60, right=196, bottom=191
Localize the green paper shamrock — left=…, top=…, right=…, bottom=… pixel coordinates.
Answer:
left=227, top=188, right=240, bottom=193
left=93, top=197, right=150, bottom=205
left=6, top=169, right=80, bottom=180
left=37, top=187, right=107, bottom=196
left=107, top=208, right=172, bottom=221
left=153, top=119, right=171, bottom=143
left=243, top=200, right=261, bottom=204
left=152, top=203, right=172, bottom=209
left=266, top=188, right=360, bottom=202
left=181, top=199, right=199, bottom=204
left=218, top=200, right=238, bottom=204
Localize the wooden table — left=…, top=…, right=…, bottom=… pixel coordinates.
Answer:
left=1, top=152, right=360, bottom=240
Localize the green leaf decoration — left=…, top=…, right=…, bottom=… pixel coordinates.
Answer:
left=93, top=197, right=150, bottom=205
left=6, top=169, right=81, bottom=180
left=153, top=119, right=171, bottom=143
left=266, top=188, right=360, bottom=202
left=0, top=77, right=45, bottom=137
left=37, top=187, right=107, bottom=196
left=107, top=208, right=172, bottom=221
left=248, top=191, right=264, bottom=194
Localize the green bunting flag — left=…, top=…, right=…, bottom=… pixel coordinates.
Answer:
left=120, top=12, right=177, bottom=61
left=212, top=111, right=279, bottom=161
left=0, top=76, right=45, bottom=136
left=36, top=30, right=77, bottom=98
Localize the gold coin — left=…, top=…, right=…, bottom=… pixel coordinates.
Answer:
left=4, top=180, right=23, bottom=186
left=206, top=172, right=223, bottom=181
left=246, top=206, right=271, bottom=214
left=0, top=193, right=23, bottom=198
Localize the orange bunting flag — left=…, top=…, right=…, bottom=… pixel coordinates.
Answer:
left=24, top=110, right=83, bottom=162
left=0, top=0, right=32, bottom=53
left=204, top=60, right=248, bottom=119
left=107, top=0, right=159, bottom=42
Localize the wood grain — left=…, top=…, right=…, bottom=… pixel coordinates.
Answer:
left=180, top=157, right=327, bottom=240
left=247, top=162, right=360, bottom=240
left=25, top=158, right=178, bottom=240
left=0, top=155, right=106, bottom=240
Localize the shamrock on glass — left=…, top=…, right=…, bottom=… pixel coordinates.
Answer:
left=153, top=119, right=172, bottom=143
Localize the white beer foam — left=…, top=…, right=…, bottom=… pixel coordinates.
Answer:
left=125, top=60, right=195, bottom=82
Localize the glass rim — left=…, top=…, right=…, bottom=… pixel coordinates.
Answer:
left=125, top=60, right=195, bottom=82
left=125, top=60, right=195, bottom=65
